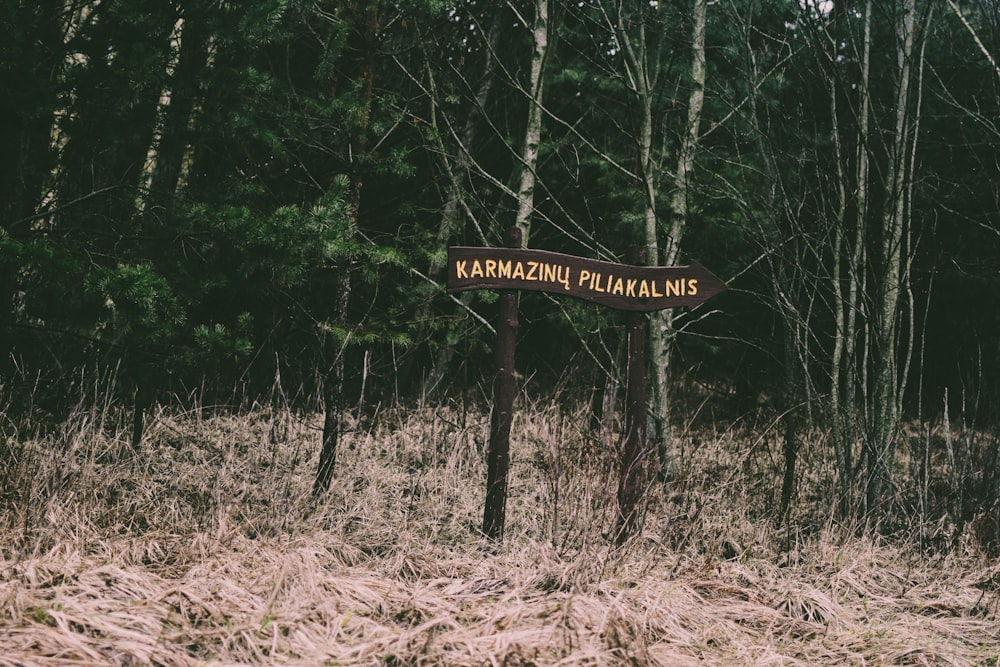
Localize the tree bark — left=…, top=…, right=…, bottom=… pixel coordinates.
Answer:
left=145, top=4, right=212, bottom=208
left=314, top=2, right=379, bottom=494
left=616, top=247, right=649, bottom=544
left=866, top=0, right=918, bottom=521
left=650, top=0, right=707, bottom=479
left=779, top=318, right=802, bottom=519
left=828, top=0, right=873, bottom=517
left=482, top=227, right=521, bottom=542
left=513, top=0, right=550, bottom=245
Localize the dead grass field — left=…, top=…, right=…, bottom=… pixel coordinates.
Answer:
left=1, top=398, right=998, bottom=665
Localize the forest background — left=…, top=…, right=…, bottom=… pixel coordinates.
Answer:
left=2, top=0, right=1000, bottom=536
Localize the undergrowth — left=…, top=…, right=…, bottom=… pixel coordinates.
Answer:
left=0, top=394, right=998, bottom=665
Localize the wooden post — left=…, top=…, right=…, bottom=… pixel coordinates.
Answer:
left=482, top=226, right=522, bottom=542
left=616, top=246, right=649, bottom=544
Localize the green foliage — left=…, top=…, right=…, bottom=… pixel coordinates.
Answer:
left=193, top=314, right=255, bottom=369
left=0, top=0, right=998, bottom=432
left=90, top=264, right=186, bottom=348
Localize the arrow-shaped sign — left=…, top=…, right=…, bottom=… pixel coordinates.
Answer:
left=447, top=246, right=726, bottom=312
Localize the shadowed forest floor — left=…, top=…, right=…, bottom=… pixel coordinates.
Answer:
left=1, top=400, right=998, bottom=665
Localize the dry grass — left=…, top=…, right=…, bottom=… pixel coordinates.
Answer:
left=1, top=397, right=998, bottom=666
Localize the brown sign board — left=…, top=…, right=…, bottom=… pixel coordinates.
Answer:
left=447, top=246, right=726, bottom=312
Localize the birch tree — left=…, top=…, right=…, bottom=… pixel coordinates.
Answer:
left=514, top=0, right=550, bottom=245
left=605, top=0, right=707, bottom=477
left=653, top=0, right=707, bottom=474
left=865, top=0, right=926, bottom=520
left=315, top=0, right=380, bottom=494
left=810, top=0, right=873, bottom=516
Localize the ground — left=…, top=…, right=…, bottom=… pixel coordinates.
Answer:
left=1, top=402, right=997, bottom=665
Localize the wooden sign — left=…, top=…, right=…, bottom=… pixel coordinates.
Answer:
left=447, top=247, right=726, bottom=311
left=454, top=232, right=727, bottom=544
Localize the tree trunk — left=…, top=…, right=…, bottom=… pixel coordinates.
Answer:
left=314, top=2, right=379, bottom=494
left=650, top=0, right=707, bottom=479
left=829, top=98, right=851, bottom=514
left=828, top=0, right=873, bottom=517
left=843, top=0, right=874, bottom=517
left=513, top=0, right=549, bottom=245
left=779, top=318, right=801, bottom=519
left=145, top=4, right=211, bottom=208
left=314, top=338, right=347, bottom=494
left=482, top=227, right=521, bottom=542
left=617, top=261, right=649, bottom=544
left=866, top=0, right=918, bottom=521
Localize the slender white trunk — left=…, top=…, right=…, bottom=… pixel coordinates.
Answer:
left=867, top=0, right=917, bottom=517
left=845, top=0, right=872, bottom=509
left=831, top=0, right=872, bottom=515
left=829, top=54, right=850, bottom=510
left=664, top=0, right=706, bottom=268
left=137, top=16, right=186, bottom=212
left=650, top=0, right=706, bottom=475
left=514, top=0, right=549, bottom=245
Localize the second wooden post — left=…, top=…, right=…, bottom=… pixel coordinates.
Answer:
left=616, top=246, right=649, bottom=544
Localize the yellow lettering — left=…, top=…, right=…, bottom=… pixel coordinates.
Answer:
left=579, top=269, right=591, bottom=287
left=526, top=261, right=539, bottom=280
left=651, top=280, right=663, bottom=298
left=485, top=259, right=497, bottom=278
left=498, top=260, right=512, bottom=278
left=688, top=278, right=698, bottom=295
left=470, top=260, right=484, bottom=278
left=666, top=279, right=681, bottom=297
left=543, top=264, right=557, bottom=282
left=512, top=262, right=525, bottom=280
left=626, top=279, right=637, bottom=297
left=638, top=280, right=650, bottom=298
left=456, top=260, right=468, bottom=279
left=611, top=278, right=624, bottom=295
left=558, top=266, right=571, bottom=290
left=590, top=272, right=601, bottom=291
